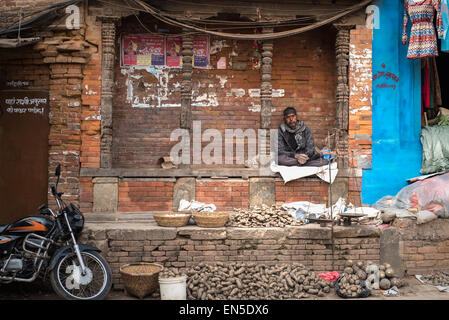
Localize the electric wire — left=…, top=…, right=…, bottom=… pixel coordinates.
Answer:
left=133, top=0, right=373, bottom=40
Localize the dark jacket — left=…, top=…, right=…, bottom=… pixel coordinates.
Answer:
left=277, top=121, right=317, bottom=166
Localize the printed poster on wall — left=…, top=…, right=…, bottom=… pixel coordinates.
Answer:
left=193, top=35, right=209, bottom=68
left=166, top=36, right=182, bottom=67
left=122, top=34, right=165, bottom=66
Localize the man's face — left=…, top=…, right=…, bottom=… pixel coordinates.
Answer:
left=284, top=113, right=297, bottom=129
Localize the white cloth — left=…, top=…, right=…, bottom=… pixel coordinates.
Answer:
left=270, top=161, right=338, bottom=184
left=282, top=201, right=327, bottom=216
left=178, top=199, right=216, bottom=212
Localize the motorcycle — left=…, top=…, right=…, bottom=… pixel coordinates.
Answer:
left=0, top=163, right=112, bottom=300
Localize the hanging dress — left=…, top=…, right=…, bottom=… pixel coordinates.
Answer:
left=402, top=0, right=444, bottom=59
left=442, top=0, right=449, bottom=52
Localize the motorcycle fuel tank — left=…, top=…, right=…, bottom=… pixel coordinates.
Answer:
left=3, top=216, right=54, bottom=236
left=0, top=235, right=20, bottom=255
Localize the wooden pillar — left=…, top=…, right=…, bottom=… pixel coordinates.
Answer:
left=334, top=25, right=353, bottom=169
left=99, top=17, right=119, bottom=168
left=180, top=32, right=193, bottom=129
left=260, top=28, right=274, bottom=166
left=260, top=27, right=273, bottom=130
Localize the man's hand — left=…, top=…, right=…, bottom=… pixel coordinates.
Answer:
left=294, top=153, right=309, bottom=165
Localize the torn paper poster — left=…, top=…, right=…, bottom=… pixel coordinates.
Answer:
left=270, top=161, right=338, bottom=184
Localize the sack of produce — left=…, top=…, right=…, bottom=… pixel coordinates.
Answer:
left=334, top=275, right=371, bottom=298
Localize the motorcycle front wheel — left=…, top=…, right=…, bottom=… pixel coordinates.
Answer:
left=50, top=251, right=112, bottom=300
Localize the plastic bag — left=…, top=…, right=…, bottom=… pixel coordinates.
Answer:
left=374, top=173, right=449, bottom=218
left=334, top=276, right=371, bottom=299
left=420, top=126, right=449, bottom=174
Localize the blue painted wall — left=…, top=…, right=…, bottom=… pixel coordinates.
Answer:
left=361, top=0, right=422, bottom=204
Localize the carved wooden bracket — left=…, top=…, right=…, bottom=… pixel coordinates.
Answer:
left=99, top=16, right=120, bottom=168
left=180, top=31, right=193, bottom=129
left=334, top=24, right=354, bottom=169
left=260, top=27, right=273, bottom=131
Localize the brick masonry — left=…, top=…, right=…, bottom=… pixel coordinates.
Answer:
left=394, top=218, right=449, bottom=275
left=80, top=223, right=381, bottom=290
left=111, top=18, right=337, bottom=168
left=348, top=26, right=373, bottom=168
left=104, top=177, right=329, bottom=213
left=81, top=218, right=449, bottom=290
left=118, top=180, right=175, bottom=212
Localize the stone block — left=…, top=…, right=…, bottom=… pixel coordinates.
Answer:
left=227, top=227, right=284, bottom=240
left=286, top=225, right=331, bottom=239
left=105, top=225, right=177, bottom=241
left=333, top=225, right=380, bottom=238
left=178, top=226, right=226, bottom=240
left=380, top=228, right=403, bottom=277
left=249, top=177, right=275, bottom=207
left=93, top=177, right=118, bottom=212
left=173, top=177, right=195, bottom=211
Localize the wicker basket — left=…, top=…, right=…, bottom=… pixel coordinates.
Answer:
left=120, top=262, right=163, bottom=299
left=193, top=211, right=229, bottom=228
left=153, top=212, right=191, bottom=227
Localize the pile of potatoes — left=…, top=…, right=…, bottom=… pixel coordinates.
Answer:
left=419, top=271, right=449, bottom=286
left=228, top=205, right=304, bottom=228
left=337, top=260, right=403, bottom=296
left=159, top=268, right=185, bottom=279
left=162, top=262, right=332, bottom=300
left=337, top=260, right=370, bottom=297
left=376, top=262, right=403, bottom=290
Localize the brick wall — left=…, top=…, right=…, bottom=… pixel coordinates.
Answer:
left=83, top=218, right=449, bottom=290
left=81, top=224, right=380, bottom=290
left=196, top=179, right=249, bottom=211
left=108, top=178, right=330, bottom=213
left=275, top=178, right=329, bottom=205
left=348, top=25, right=373, bottom=170
left=0, top=0, right=58, bottom=30
left=0, top=47, right=50, bottom=90
left=118, top=180, right=175, bottom=212
left=80, top=15, right=102, bottom=169
left=271, top=25, right=337, bottom=148
left=396, top=218, right=449, bottom=275
left=111, top=17, right=337, bottom=168
left=347, top=25, right=373, bottom=206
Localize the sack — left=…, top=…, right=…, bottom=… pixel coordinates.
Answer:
left=334, top=276, right=371, bottom=299
left=416, top=210, right=438, bottom=224
left=374, top=173, right=449, bottom=219
left=420, top=126, right=449, bottom=175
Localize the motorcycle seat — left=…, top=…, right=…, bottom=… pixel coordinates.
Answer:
left=0, top=225, right=9, bottom=234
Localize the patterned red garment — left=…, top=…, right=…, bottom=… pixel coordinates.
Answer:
left=403, top=0, right=444, bottom=59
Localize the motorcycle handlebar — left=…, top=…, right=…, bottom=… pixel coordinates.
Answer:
left=50, top=184, right=57, bottom=196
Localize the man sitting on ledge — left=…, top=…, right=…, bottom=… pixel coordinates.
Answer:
left=277, top=106, right=328, bottom=167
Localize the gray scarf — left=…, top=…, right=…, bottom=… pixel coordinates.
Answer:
left=280, top=120, right=306, bottom=149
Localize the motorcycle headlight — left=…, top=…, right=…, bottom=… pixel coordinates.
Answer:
left=65, top=203, right=85, bottom=234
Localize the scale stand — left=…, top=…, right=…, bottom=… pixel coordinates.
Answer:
left=321, top=150, right=336, bottom=271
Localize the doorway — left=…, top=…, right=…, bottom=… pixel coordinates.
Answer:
left=0, top=90, right=49, bottom=224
